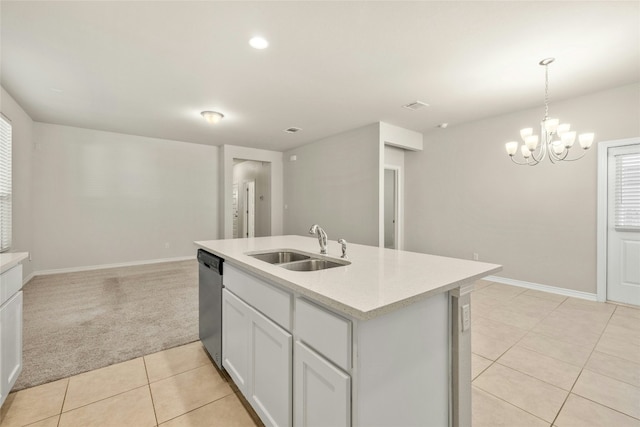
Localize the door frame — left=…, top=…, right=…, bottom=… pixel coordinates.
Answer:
left=221, top=145, right=283, bottom=239
left=596, top=137, right=640, bottom=302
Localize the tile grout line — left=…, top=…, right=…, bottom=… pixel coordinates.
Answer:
left=57, top=378, right=70, bottom=427
left=471, top=384, right=554, bottom=425
left=143, top=357, right=160, bottom=427
left=549, top=303, right=619, bottom=425
left=59, top=384, right=150, bottom=415
left=147, top=358, right=212, bottom=385
left=153, top=389, right=237, bottom=425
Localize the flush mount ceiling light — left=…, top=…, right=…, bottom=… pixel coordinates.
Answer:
left=201, top=111, right=224, bottom=124
left=504, top=58, right=594, bottom=166
left=249, top=36, right=269, bottom=49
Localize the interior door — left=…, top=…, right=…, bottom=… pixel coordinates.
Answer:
left=232, top=184, right=239, bottom=238
left=384, top=169, right=397, bottom=249
left=244, top=181, right=255, bottom=238
left=607, top=143, right=640, bottom=305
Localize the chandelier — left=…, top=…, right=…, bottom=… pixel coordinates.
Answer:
left=505, top=58, right=594, bottom=165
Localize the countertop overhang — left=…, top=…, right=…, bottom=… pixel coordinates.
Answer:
left=195, top=236, right=501, bottom=320
left=0, top=252, right=29, bottom=275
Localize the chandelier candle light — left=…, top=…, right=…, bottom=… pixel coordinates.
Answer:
left=505, top=58, right=594, bottom=165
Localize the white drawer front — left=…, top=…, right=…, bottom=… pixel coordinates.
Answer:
left=224, top=264, right=292, bottom=331
left=0, top=264, right=23, bottom=307
left=295, top=298, right=351, bottom=371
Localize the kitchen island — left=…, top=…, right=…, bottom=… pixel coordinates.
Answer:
left=195, top=236, right=501, bottom=427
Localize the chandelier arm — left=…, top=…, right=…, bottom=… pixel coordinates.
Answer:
left=529, top=147, right=543, bottom=163
left=548, top=147, right=565, bottom=163
left=559, top=151, right=588, bottom=162
left=509, top=156, right=532, bottom=166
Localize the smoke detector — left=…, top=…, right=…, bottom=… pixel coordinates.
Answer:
left=402, top=101, right=429, bottom=111
left=284, top=127, right=302, bottom=133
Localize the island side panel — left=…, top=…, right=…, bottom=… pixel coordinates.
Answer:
left=352, top=292, right=449, bottom=427
left=450, top=285, right=473, bottom=427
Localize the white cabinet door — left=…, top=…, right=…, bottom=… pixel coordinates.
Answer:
left=0, top=291, right=23, bottom=406
left=249, top=306, right=292, bottom=427
left=222, top=289, right=251, bottom=394
left=294, top=341, right=350, bottom=427
left=223, top=289, right=292, bottom=427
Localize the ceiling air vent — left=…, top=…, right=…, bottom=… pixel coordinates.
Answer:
left=402, top=101, right=429, bottom=111
left=284, top=127, right=302, bottom=133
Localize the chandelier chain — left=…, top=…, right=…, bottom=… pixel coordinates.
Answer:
left=544, top=64, right=549, bottom=120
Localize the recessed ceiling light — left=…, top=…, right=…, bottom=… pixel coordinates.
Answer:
left=201, top=111, right=224, bottom=124
left=50, top=88, right=63, bottom=93
left=438, top=123, right=449, bottom=129
left=249, top=37, right=269, bottom=49
left=284, top=127, right=301, bottom=134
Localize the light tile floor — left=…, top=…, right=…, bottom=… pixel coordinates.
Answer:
left=1, top=281, right=638, bottom=426
left=0, top=342, right=262, bottom=427
left=472, top=280, right=640, bottom=427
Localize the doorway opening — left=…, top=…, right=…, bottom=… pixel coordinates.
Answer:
left=384, top=167, right=400, bottom=249
left=597, top=138, right=640, bottom=305
left=232, top=159, right=271, bottom=238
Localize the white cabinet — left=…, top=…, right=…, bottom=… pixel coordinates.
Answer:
left=222, top=289, right=292, bottom=427
left=294, top=341, right=350, bottom=427
left=0, top=263, right=24, bottom=407
left=222, top=288, right=251, bottom=392
left=249, top=303, right=292, bottom=427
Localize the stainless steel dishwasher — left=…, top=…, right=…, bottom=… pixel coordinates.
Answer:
left=197, top=249, right=223, bottom=369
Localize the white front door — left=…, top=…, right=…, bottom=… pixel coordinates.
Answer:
left=607, top=143, right=640, bottom=305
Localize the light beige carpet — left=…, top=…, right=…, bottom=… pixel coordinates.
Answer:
left=15, top=259, right=199, bottom=391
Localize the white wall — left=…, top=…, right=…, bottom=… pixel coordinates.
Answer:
left=31, top=123, right=218, bottom=271
left=405, top=83, right=640, bottom=294
left=284, top=123, right=380, bottom=246
left=233, top=160, right=271, bottom=237
left=0, top=88, right=35, bottom=279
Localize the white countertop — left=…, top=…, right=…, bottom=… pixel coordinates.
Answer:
left=195, top=236, right=501, bottom=320
left=0, top=252, right=29, bottom=275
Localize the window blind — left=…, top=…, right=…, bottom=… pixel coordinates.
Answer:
left=0, top=115, right=11, bottom=252
left=615, top=151, right=640, bottom=230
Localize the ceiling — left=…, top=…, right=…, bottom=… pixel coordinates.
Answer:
left=1, top=1, right=638, bottom=151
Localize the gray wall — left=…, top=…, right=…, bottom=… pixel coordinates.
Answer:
left=405, top=83, right=640, bottom=294
left=31, top=123, right=219, bottom=271
left=233, top=160, right=271, bottom=238
left=1, top=88, right=35, bottom=279
left=284, top=123, right=380, bottom=247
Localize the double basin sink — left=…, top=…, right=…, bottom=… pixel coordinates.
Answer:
left=247, top=250, right=350, bottom=272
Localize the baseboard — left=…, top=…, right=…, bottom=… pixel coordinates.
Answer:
left=485, top=275, right=598, bottom=301
left=31, top=256, right=196, bottom=277
left=23, top=272, right=36, bottom=286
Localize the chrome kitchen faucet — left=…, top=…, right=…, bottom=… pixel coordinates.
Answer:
left=308, top=224, right=328, bottom=254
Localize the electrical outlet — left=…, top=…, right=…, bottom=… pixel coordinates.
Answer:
left=461, top=304, right=471, bottom=331
left=473, top=253, right=479, bottom=261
